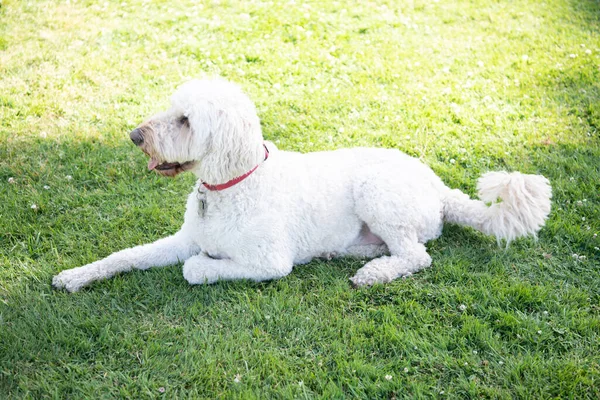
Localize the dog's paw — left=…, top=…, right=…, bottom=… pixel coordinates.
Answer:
left=182, top=262, right=219, bottom=285
left=52, top=267, right=95, bottom=292
left=349, top=274, right=377, bottom=288
left=349, top=258, right=398, bottom=287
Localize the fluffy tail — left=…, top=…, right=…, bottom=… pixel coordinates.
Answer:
left=443, top=172, right=552, bottom=245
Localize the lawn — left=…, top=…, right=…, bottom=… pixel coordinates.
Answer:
left=1, top=0, right=599, bottom=398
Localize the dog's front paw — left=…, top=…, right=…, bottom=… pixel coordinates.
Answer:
left=52, top=266, right=97, bottom=292
left=182, top=262, right=219, bottom=285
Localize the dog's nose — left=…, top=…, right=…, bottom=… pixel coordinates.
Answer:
left=130, top=128, right=144, bottom=146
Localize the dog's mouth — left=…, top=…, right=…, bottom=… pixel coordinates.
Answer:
left=148, top=157, right=196, bottom=177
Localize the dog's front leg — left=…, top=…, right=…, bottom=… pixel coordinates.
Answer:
left=182, top=252, right=292, bottom=285
left=52, top=231, right=200, bottom=292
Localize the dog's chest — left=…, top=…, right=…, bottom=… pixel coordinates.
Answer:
left=184, top=186, right=256, bottom=254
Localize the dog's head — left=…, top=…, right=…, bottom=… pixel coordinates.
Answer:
left=130, top=79, right=265, bottom=182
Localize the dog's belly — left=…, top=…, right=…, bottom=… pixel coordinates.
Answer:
left=292, top=217, right=373, bottom=264
left=293, top=223, right=385, bottom=264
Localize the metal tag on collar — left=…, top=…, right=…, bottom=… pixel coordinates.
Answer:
left=197, top=187, right=206, bottom=217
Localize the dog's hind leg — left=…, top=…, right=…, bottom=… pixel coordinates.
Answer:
left=348, top=214, right=434, bottom=286
left=52, top=231, right=200, bottom=292
left=349, top=237, right=431, bottom=287
left=349, top=170, right=441, bottom=286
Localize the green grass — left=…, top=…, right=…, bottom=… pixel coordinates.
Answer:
left=1, top=0, right=599, bottom=398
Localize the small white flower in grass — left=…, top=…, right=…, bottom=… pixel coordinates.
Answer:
left=66, top=175, right=73, bottom=181
left=404, top=367, right=409, bottom=373
left=594, top=233, right=598, bottom=238
left=572, top=253, right=579, bottom=259
left=265, top=315, right=271, bottom=320
left=579, top=255, right=586, bottom=260
left=158, top=387, right=165, bottom=393
left=39, top=131, right=47, bottom=138
left=498, top=361, right=504, bottom=365
left=298, top=381, right=304, bottom=387
left=569, top=177, right=575, bottom=181
left=521, top=55, right=529, bottom=61
left=582, top=217, right=586, bottom=221
left=43, top=185, right=50, bottom=190
left=543, top=311, right=549, bottom=315
left=442, top=66, right=450, bottom=73
left=385, top=374, right=393, bottom=381
left=569, top=54, right=577, bottom=58
left=537, top=330, right=542, bottom=334
left=338, top=127, right=345, bottom=133
left=442, top=87, right=452, bottom=95
left=477, top=61, right=484, bottom=67
left=8, top=177, right=15, bottom=184
left=472, top=350, right=478, bottom=355
left=464, top=362, right=468, bottom=366
left=273, top=83, right=281, bottom=90
left=585, top=49, right=592, bottom=55
left=440, top=390, right=445, bottom=395
left=458, top=304, right=467, bottom=311
left=234, top=374, right=241, bottom=383
left=577, top=200, right=583, bottom=206
left=31, top=204, right=38, bottom=210
left=450, top=159, right=456, bottom=164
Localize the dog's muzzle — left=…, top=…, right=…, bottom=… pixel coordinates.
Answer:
left=130, top=128, right=144, bottom=146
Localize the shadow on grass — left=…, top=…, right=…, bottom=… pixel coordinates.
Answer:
left=568, top=0, right=600, bottom=25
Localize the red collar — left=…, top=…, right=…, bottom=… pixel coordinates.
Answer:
left=202, top=144, right=269, bottom=191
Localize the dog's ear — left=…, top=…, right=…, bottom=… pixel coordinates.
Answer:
left=209, top=106, right=253, bottom=155
left=200, top=105, right=264, bottom=183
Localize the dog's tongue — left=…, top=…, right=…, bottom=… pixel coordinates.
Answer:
left=148, top=157, right=160, bottom=171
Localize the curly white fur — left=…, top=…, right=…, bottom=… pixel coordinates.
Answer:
left=52, top=79, right=552, bottom=292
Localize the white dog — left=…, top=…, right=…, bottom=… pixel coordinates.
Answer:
left=53, top=79, right=552, bottom=292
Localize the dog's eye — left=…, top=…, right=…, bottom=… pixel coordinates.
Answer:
left=179, top=115, right=189, bottom=125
